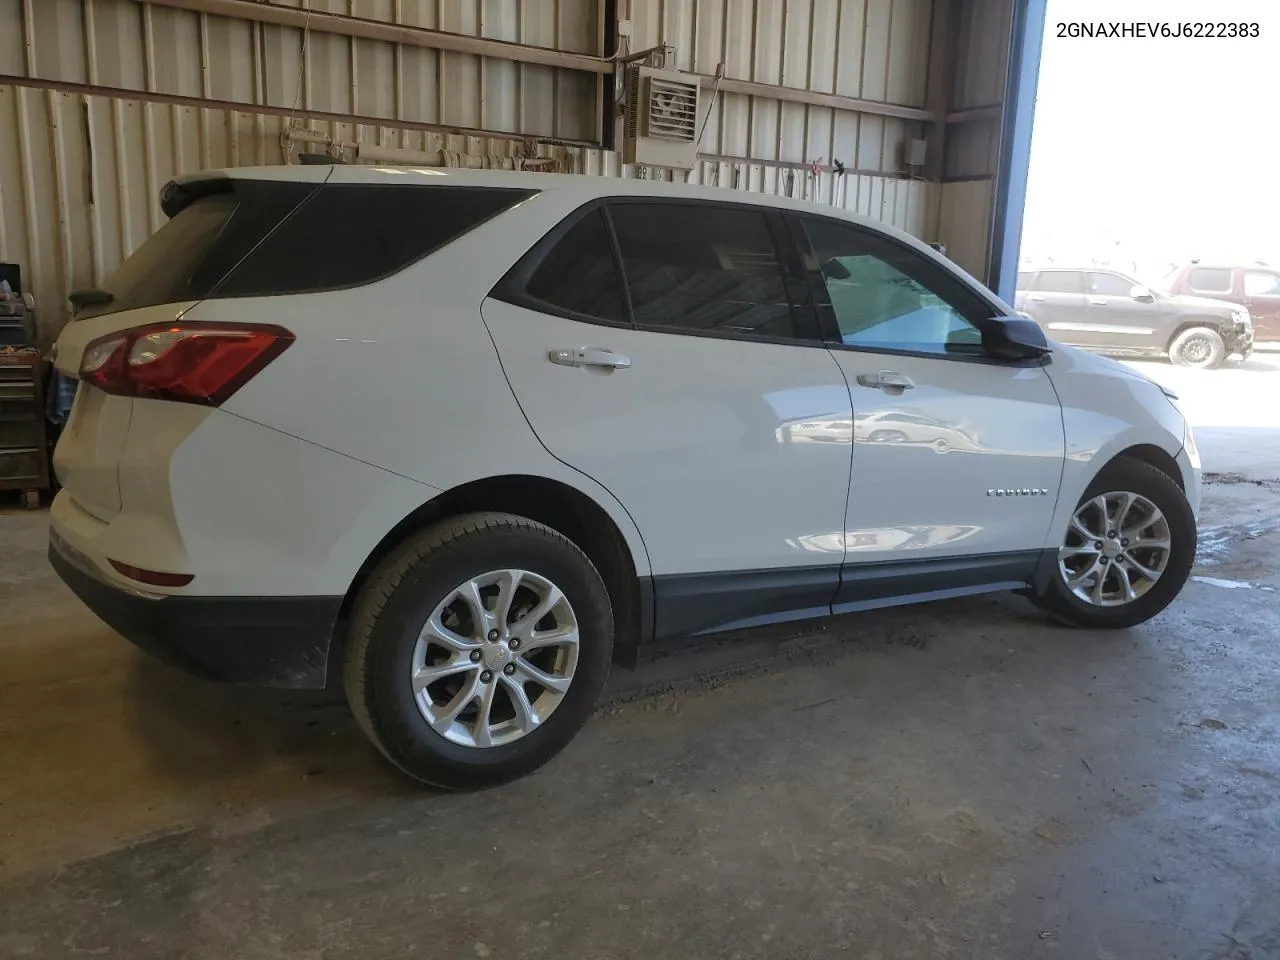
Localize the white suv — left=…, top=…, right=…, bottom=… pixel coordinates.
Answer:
left=48, top=166, right=1201, bottom=788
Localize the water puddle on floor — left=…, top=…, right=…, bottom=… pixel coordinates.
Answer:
left=1195, top=518, right=1279, bottom=567
left=1192, top=575, right=1256, bottom=590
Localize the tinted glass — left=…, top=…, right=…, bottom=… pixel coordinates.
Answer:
left=608, top=203, right=799, bottom=339
left=87, top=181, right=315, bottom=319
left=86, top=181, right=530, bottom=318
left=1035, top=271, right=1084, bottom=293
left=220, top=185, right=531, bottom=298
left=524, top=209, right=626, bottom=323
left=1088, top=272, right=1134, bottom=296
left=1244, top=271, right=1280, bottom=296
left=1188, top=267, right=1232, bottom=293
left=802, top=218, right=988, bottom=355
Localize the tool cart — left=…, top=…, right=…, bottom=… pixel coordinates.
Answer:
left=0, top=263, right=49, bottom=509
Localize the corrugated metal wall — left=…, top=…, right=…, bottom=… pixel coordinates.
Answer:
left=938, top=0, right=1012, bottom=278
left=623, top=0, right=931, bottom=173
left=3, top=0, right=603, bottom=139
left=0, top=0, right=987, bottom=340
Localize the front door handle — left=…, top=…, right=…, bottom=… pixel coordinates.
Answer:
left=548, top=348, right=632, bottom=370
left=857, top=370, right=915, bottom=392
left=1026, top=294, right=1046, bottom=302
left=1088, top=298, right=1108, bottom=305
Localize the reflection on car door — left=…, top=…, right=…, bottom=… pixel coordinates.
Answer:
left=1081, top=270, right=1161, bottom=353
left=1242, top=269, right=1280, bottom=341
left=1022, top=270, right=1090, bottom=344
left=794, top=215, right=1065, bottom=609
left=483, top=199, right=855, bottom=638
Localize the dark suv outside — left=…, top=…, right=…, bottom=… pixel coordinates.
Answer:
left=1160, top=263, right=1280, bottom=342
left=1015, top=266, right=1253, bottom=369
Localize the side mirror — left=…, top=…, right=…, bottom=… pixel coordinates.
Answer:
left=1130, top=284, right=1154, bottom=303
left=983, top=316, right=1052, bottom=362
left=821, top=259, right=851, bottom=280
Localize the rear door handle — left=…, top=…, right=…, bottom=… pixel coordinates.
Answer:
left=1027, top=294, right=1046, bottom=302
left=857, top=370, right=915, bottom=392
left=1088, top=298, right=1108, bottom=305
left=548, top=348, right=631, bottom=370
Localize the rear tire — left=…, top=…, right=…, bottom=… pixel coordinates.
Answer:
left=1032, top=458, right=1195, bottom=629
left=343, top=512, right=613, bottom=789
left=1168, top=326, right=1225, bottom=369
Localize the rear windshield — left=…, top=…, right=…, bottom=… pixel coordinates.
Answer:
left=82, top=180, right=534, bottom=319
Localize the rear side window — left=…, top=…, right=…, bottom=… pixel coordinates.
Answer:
left=87, top=181, right=531, bottom=318
left=523, top=209, right=626, bottom=324
left=220, top=184, right=531, bottom=298
left=608, top=202, right=801, bottom=340
left=1244, top=271, right=1280, bottom=296
left=1188, top=267, right=1232, bottom=293
left=1036, top=271, right=1084, bottom=293
left=1016, top=271, right=1035, bottom=290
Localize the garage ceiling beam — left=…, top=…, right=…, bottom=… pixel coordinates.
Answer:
left=141, top=0, right=614, bottom=73
left=707, top=76, right=930, bottom=122
left=139, top=0, right=932, bottom=124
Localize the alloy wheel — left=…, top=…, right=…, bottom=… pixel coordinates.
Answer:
left=1180, top=336, right=1212, bottom=365
left=410, top=569, right=579, bottom=748
left=1058, top=491, right=1172, bottom=607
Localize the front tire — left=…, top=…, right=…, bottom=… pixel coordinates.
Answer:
left=343, top=512, right=614, bottom=789
left=1032, top=458, right=1195, bottom=629
left=1169, top=326, right=1226, bottom=368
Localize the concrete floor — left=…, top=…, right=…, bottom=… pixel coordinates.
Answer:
left=2, top=357, right=1278, bottom=959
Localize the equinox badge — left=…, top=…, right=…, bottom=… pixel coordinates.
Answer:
left=987, top=488, right=1050, bottom=497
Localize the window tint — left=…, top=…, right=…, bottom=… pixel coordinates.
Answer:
left=608, top=203, right=801, bottom=339
left=88, top=181, right=315, bottom=319
left=1188, top=267, right=1232, bottom=293
left=523, top=209, right=625, bottom=323
left=1244, top=271, right=1280, bottom=296
left=801, top=218, right=989, bottom=356
left=1088, top=272, right=1134, bottom=296
left=1035, top=271, right=1084, bottom=293
left=1017, top=271, right=1035, bottom=290
left=86, top=181, right=531, bottom=319
left=220, top=185, right=531, bottom=298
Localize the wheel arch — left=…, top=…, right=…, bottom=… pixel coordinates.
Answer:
left=1105, top=443, right=1185, bottom=490
left=334, top=474, right=650, bottom=672
left=1033, top=442, right=1190, bottom=599
left=1166, top=319, right=1227, bottom=352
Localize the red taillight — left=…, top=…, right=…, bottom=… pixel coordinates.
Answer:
left=80, top=322, right=294, bottom=406
left=108, top=560, right=194, bottom=588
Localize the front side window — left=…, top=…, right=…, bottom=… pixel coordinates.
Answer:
left=1188, top=267, right=1232, bottom=293
left=607, top=202, right=802, bottom=340
left=1017, top=271, right=1036, bottom=290
left=1244, top=271, right=1280, bottom=296
left=1036, top=271, right=1085, bottom=294
left=1088, top=272, right=1135, bottom=297
left=801, top=218, right=988, bottom=356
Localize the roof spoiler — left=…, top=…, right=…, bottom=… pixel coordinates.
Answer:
left=159, top=174, right=234, bottom=219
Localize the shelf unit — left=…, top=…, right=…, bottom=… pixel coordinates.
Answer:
left=0, top=354, right=49, bottom=509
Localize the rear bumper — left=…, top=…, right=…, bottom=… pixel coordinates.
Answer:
left=49, top=537, right=341, bottom=688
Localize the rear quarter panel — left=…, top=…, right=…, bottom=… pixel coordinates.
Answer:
left=211, top=185, right=652, bottom=580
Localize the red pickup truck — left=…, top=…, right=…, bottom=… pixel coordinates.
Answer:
left=1160, top=263, right=1280, bottom=342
